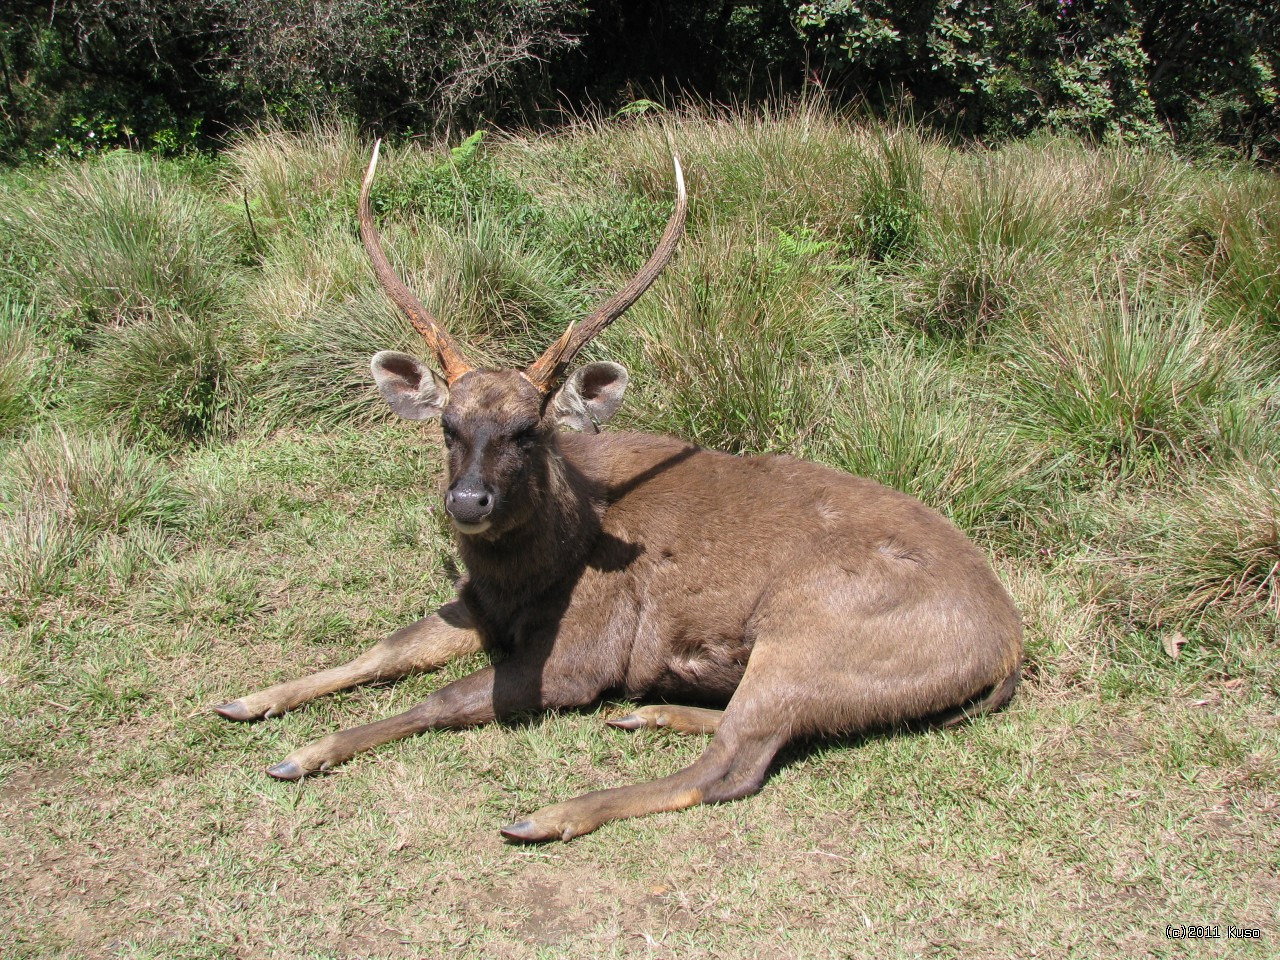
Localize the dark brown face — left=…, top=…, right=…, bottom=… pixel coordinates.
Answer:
left=370, top=351, right=630, bottom=535
left=438, top=369, right=553, bottom=538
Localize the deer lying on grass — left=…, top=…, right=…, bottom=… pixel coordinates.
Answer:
left=215, top=143, right=1023, bottom=842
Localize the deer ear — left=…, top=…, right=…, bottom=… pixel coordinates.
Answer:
left=370, top=351, right=449, bottom=420
left=551, top=362, right=629, bottom=432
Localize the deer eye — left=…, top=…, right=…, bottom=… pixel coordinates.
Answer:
left=513, top=425, right=539, bottom=448
left=441, top=422, right=458, bottom=447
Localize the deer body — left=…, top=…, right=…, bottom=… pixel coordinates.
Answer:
left=215, top=145, right=1022, bottom=842
left=458, top=427, right=1019, bottom=716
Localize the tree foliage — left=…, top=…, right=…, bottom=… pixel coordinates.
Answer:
left=0, top=0, right=1276, bottom=159
left=796, top=0, right=1279, bottom=153
left=0, top=0, right=580, bottom=158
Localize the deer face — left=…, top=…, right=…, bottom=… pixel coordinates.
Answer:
left=371, top=354, right=628, bottom=537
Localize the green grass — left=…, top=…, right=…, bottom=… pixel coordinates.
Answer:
left=0, top=295, right=44, bottom=434
left=15, top=150, right=240, bottom=327
left=1, top=103, right=1277, bottom=958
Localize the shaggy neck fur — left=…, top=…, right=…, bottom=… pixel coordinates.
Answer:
left=456, top=438, right=604, bottom=649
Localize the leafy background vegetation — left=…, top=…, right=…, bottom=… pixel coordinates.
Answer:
left=1, top=1, right=1278, bottom=161
left=0, top=104, right=1276, bottom=956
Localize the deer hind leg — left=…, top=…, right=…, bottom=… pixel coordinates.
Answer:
left=501, top=663, right=793, bottom=843
left=214, top=600, right=480, bottom=722
left=607, top=704, right=724, bottom=735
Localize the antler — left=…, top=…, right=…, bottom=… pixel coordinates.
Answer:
left=359, top=140, right=474, bottom=384
left=525, top=153, right=687, bottom=393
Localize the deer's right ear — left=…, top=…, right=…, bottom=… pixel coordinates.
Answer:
left=370, top=351, right=449, bottom=420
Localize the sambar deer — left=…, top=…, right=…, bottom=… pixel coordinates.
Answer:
left=216, top=142, right=1023, bottom=842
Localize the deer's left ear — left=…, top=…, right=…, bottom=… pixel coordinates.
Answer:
left=550, top=362, right=629, bottom=433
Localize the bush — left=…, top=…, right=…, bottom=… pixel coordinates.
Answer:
left=796, top=0, right=1279, bottom=156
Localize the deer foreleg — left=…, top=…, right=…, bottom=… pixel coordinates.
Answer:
left=214, top=601, right=479, bottom=721
left=262, top=642, right=610, bottom=779
left=607, top=704, right=725, bottom=734
left=264, top=664, right=503, bottom=778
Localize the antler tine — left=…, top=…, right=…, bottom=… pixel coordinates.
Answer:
left=525, top=153, right=687, bottom=393
left=359, top=140, right=474, bottom=384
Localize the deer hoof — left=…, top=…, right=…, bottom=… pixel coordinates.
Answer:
left=213, top=700, right=258, bottom=722
left=266, top=759, right=305, bottom=780
left=606, top=712, right=648, bottom=730
left=500, top=819, right=569, bottom=843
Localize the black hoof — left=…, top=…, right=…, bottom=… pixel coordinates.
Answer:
left=500, top=820, right=549, bottom=843
left=213, top=700, right=258, bottom=722
left=266, top=760, right=304, bottom=781
left=606, top=713, right=645, bottom=730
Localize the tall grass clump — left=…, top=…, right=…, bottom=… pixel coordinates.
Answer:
left=253, top=204, right=586, bottom=428
left=223, top=118, right=366, bottom=232
left=851, top=125, right=926, bottom=261
left=610, top=224, right=853, bottom=454
left=903, top=151, right=1078, bottom=338
left=0, top=429, right=188, bottom=609
left=1097, top=463, right=1280, bottom=629
left=0, top=295, right=44, bottom=434
left=20, top=151, right=237, bottom=326
left=70, top=311, right=246, bottom=450
left=1000, top=283, right=1261, bottom=476
left=514, top=103, right=885, bottom=252
left=821, top=346, right=1048, bottom=544
left=1199, top=172, right=1280, bottom=331
left=1157, top=465, right=1280, bottom=625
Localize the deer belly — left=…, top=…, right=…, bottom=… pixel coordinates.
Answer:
left=624, top=619, right=754, bottom=703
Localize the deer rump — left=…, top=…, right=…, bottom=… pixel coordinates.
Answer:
left=215, top=145, right=1023, bottom=843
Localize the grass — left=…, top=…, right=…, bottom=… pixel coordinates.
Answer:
left=15, top=150, right=239, bottom=327
left=0, top=294, right=43, bottom=434
left=1, top=103, right=1277, bottom=958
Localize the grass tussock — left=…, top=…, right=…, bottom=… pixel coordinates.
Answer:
left=822, top=346, right=1048, bottom=544
left=222, top=117, right=366, bottom=231
left=1000, top=281, right=1261, bottom=475
left=1102, top=463, right=1280, bottom=628
left=1198, top=170, right=1280, bottom=331
left=0, top=428, right=188, bottom=609
left=610, top=222, right=852, bottom=453
left=18, top=152, right=238, bottom=326
left=70, top=310, right=246, bottom=450
left=0, top=295, right=44, bottom=434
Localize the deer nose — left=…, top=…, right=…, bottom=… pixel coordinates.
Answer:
left=446, top=485, right=496, bottom=525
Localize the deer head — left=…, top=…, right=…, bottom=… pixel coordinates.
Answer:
left=362, top=141, right=687, bottom=536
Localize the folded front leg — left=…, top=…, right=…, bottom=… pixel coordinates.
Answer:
left=608, top=704, right=724, bottom=734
